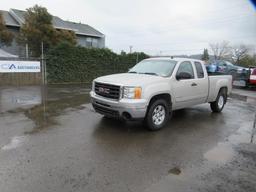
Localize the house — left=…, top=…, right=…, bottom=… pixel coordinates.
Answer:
left=0, top=9, right=105, bottom=57
left=0, top=48, right=18, bottom=58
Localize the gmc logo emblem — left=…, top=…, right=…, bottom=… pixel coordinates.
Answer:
left=98, top=87, right=110, bottom=94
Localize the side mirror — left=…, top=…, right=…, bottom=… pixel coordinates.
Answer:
left=176, top=72, right=192, bottom=80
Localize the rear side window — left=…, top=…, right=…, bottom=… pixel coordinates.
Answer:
left=194, top=62, right=204, bottom=78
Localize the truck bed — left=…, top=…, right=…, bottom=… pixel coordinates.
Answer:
left=207, top=75, right=232, bottom=102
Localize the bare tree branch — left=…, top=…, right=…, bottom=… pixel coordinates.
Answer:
left=209, top=41, right=231, bottom=60
left=231, top=44, right=250, bottom=64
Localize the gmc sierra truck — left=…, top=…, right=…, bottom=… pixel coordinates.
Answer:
left=90, top=57, right=232, bottom=131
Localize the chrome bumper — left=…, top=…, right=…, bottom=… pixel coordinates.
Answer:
left=90, top=91, right=147, bottom=119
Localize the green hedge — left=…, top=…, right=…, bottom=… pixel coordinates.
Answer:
left=46, top=42, right=149, bottom=83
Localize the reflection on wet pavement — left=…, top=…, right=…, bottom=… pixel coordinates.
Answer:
left=0, top=86, right=42, bottom=112
left=0, top=85, right=91, bottom=134
left=204, top=143, right=235, bottom=163
left=0, top=86, right=255, bottom=192
left=24, top=93, right=90, bottom=134
left=1, top=136, right=27, bottom=151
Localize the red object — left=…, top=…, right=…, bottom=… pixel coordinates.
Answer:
left=249, top=68, right=256, bottom=85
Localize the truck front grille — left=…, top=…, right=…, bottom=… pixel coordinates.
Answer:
left=94, top=82, right=120, bottom=100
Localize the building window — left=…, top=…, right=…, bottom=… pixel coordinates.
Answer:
left=86, top=37, right=93, bottom=47
left=92, top=38, right=98, bottom=47
left=86, top=37, right=98, bottom=48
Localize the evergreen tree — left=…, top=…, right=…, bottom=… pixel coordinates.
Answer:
left=201, top=48, right=209, bottom=61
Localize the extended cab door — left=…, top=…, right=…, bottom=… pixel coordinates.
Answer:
left=173, top=61, right=199, bottom=109
left=192, top=61, right=208, bottom=104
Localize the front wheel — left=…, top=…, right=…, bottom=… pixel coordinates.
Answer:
left=210, top=89, right=227, bottom=113
left=145, top=99, right=170, bottom=131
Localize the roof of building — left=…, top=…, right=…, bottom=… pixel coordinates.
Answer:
left=0, top=49, right=18, bottom=58
left=0, top=9, right=104, bottom=37
left=0, top=10, right=20, bottom=27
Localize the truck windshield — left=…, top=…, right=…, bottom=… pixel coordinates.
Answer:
left=129, top=60, right=177, bottom=77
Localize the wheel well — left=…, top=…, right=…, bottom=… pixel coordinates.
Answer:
left=219, top=87, right=227, bottom=93
left=148, top=93, right=172, bottom=108
left=219, top=87, right=228, bottom=102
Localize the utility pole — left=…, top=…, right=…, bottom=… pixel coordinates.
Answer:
left=41, top=42, right=47, bottom=85
left=41, top=41, right=47, bottom=124
left=129, top=45, right=133, bottom=54
left=25, top=44, right=29, bottom=59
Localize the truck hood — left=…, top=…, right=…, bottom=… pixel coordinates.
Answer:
left=94, top=73, right=166, bottom=86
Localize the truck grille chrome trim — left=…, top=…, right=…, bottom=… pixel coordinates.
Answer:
left=94, top=82, right=120, bottom=100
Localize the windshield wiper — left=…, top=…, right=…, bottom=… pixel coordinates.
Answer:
left=128, top=71, right=137, bottom=73
left=143, top=72, right=159, bottom=76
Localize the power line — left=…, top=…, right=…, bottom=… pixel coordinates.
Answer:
left=113, top=34, right=256, bottom=48
left=117, top=13, right=255, bottom=37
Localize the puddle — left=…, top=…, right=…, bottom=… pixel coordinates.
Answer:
left=1, top=86, right=91, bottom=134
left=23, top=93, right=90, bottom=134
left=204, top=115, right=256, bottom=163
left=230, top=93, right=256, bottom=105
left=168, top=167, right=181, bottom=175
left=204, top=143, right=235, bottom=163
left=227, top=122, right=254, bottom=144
left=1, top=136, right=27, bottom=151
left=0, top=87, right=42, bottom=112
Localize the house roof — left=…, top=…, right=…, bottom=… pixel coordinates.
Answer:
left=0, top=9, right=104, bottom=38
left=0, top=49, right=18, bottom=58
left=0, top=10, right=20, bottom=27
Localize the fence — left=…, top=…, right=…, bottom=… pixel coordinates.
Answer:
left=0, top=57, right=44, bottom=86
left=0, top=43, right=149, bottom=85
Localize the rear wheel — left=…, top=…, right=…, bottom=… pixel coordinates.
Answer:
left=145, top=99, right=170, bottom=131
left=210, top=89, right=227, bottom=112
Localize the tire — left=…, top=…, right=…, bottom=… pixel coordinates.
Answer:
left=210, top=89, right=227, bottom=113
left=145, top=99, right=170, bottom=131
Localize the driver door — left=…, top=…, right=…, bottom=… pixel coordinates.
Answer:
left=173, top=61, right=198, bottom=109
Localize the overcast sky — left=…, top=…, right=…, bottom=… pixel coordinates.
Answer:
left=1, top=0, right=256, bottom=55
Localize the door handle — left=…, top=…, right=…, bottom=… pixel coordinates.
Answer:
left=191, top=83, right=197, bottom=86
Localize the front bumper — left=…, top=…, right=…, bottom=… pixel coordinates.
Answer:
left=90, top=91, right=148, bottom=119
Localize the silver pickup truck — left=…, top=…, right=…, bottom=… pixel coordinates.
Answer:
left=90, top=57, right=232, bottom=130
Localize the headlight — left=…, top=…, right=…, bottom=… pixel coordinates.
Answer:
left=123, top=87, right=142, bottom=99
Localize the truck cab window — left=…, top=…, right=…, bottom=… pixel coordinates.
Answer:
left=176, top=61, right=194, bottom=79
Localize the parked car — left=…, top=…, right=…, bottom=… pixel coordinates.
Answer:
left=90, top=57, right=232, bottom=131
left=206, top=60, right=238, bottom=78
left=249, top=67, right=256, bottom=85
left=233, top=66, right=256, bottom=87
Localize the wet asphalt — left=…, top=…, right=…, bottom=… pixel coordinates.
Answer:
left=0, top=85, right=255, bottom=192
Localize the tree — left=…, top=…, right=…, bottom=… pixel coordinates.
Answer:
left=18, top=5, right=76, bottom=57
left=55, top=29, right=77, bottom=46
left=230, top=44, right=249, bottom=64
left=201, top=48, right=209, bottom=61
left=0, top=13, right=14, bottom=46
left=209, top=41, right=231, bottom=60
left=239, top=54, right=256, bottom=67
